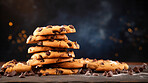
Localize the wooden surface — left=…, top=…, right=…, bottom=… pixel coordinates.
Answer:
left=0, top=62, right=148, bottom=82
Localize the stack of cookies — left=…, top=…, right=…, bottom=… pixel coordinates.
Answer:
left=26, top=25, right=83, bottom=75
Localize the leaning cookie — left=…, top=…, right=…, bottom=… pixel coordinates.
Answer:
left=1, top=59, right=17, bottom=71
left=31, top=50, right=75, bottom=59
left=26, top=58, right=74, bottom=66
left=33, top=25, right=76, bottom=36
left=5, top=62, right=32, bottom=73
left=26, top=34, right=68, bottom=44
left=48, top=61, right=84, bottom=68
left=37, top=40, right=80, bottom=49
left=87, top=60, right=129, bottom=71
left=39, top=68, right=79, bottom=75
left=28, top=46, right=67, bottom=54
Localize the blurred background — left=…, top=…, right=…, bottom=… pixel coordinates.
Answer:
left=0, top=0, right=147, bottom=62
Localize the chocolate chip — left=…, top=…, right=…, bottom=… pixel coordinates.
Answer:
left=67, top=42, right=72, bottom=47
left=92, top=73, right=99, bottom=76
left=47, top=25, right=52, bottom=28
left=113, top=70, right=118, bottom=75
left=12, top=59, right=17, bottom=64
left=19, top=72, right=25, bottom=78
left=6, top=65, right=13, bottom=68
left=38, top=28, right=42, bottom=32
left=60, top=27, right=66, bottom=32
left=38, top=41, right=43, bottom=45
left=53, top=31, right=60, bottom=34
left=7, top=73, right=13, bottom=77
left=142, top=63, right=147, bottom=69
left=133, top=66, right=140, bottom=73
left=93, top=59, right=97, bottom=62
left=100, top=62, right=104, bottom=65
left=115, top=69, right=121, bottom=74
left=24, top=71, right=29, bottom=76
left=106, top=71, right=113, bottom=77
left=37, top=72, right=42, bottom=77
left=128, top=69, right=133, bottom=75
left=102, top=71, right=107, bottom=76
left=85, top=71, right=91, bottom=76
left=46, top=50, right=51, bottom=56
left=4, top=72, right=8, bottom=76
left=44, top=72, right=49, bottom=76
left=139, top=67, right=143, bottom=72
left=69, top=25, right=74, bottom=29
left=39, top=55, right=44, bottom=62
left=11, top=71, right=17, bottom=76
left=56, top=69, right=63, bottom=75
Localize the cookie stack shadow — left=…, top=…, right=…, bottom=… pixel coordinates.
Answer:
left=26, top=25, right=82, bottom=75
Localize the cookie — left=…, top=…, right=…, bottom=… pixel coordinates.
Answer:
left=33, top=25, right=76, bottom=36
left=26, top=34, right=68, bottom=44
left=26, top=57, right=74, bottom=66
left=28, top=46, right=67, bottom=53
left=5, top=62, right=32, bottom=73
left=39, top=68, right=79, bottom=75
left=48, top=61, right=84, bottom=68
left=87, top=60, right=129, bottom=71
left=1, top=59, right=17, bottom=71
left=37, top=40, right=80, bottom=49
left=31, top=50, right=75, bottom=59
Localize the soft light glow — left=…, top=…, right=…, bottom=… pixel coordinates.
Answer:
left=8, top=35, right=12, bottom=40
left=9, top=22, right=13, bottom=26
left=128, top=28, right=133, bottom=33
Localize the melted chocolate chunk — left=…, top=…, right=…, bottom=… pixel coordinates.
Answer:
left=60, top=27, right=66, bottom=32
left=38, top=28, right=42, bottom=32
left=106, top=71, right=113, bottom=77
left=46, top=50, right=51, bottom=56
left=46, top=25, right=52, bottom=28
left=39, top=55, right=44, bottom=62
left=19, top=72, right=25, bottom=78
left=115, top=69, right=121, bottom=74
left=69, top=25, right=74, bottom=29
left=67, top=42, right=72, bottom=47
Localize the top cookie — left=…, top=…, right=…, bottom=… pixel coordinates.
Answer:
left=33, top=25, right=76, bottom=36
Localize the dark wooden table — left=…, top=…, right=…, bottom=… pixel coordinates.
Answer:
left=0, top=62, right=148, bottom=82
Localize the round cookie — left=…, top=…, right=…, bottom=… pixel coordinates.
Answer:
left=26, top=58, right=74, bottom=66
left=33, top=25, right=76, bottom=36
left=37, top=40, right=80, bottom=49
left=49, top=61, right=84, bottom=68
left=26, top=34, right=68, bottom=44
left=39, top=68, right=79, bottom=75
left=28, top=46, right=67, bottom=54
left=5, top=62, right=32, bottom=73
left=31, top=50, right=75, bottom=59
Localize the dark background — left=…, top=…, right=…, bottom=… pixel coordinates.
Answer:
left=0, top=0, right=147, bottom=62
